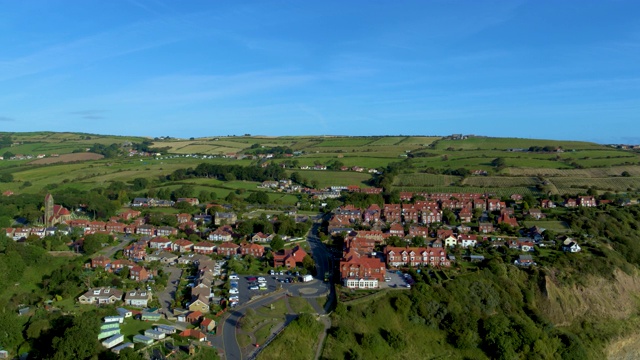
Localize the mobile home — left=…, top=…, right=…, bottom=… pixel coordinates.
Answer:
left=144, top=329, right=166, bottom=340
left=133, top=334, right=154, bottom=345
left=111, top=342, right=134, bottom=354
left=98, top=329, right=121, bottom=340
left=101, top=334, right=124, bottom=349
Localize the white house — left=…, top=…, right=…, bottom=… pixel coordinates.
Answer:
left=562, top=239, right=581, bottom=253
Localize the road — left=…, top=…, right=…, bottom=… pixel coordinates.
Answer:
left=306, top=221, right=332, bottom=281
left=158, top=266, right=182, bottom=314
left=221, top=292, right=287, bottom=360
left=100, top=234, right=134, bottom=258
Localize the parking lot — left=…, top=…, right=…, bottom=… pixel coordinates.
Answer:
left=228, top=272, right=303, bottom=306
left=382, top=269, right=412, bottom=289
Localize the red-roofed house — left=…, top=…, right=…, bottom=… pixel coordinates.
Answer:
left=91, top=256, right=111, bottom=269
left=194, top=242, right=215, bottom=254
left=119, top=209, right=141, bottom=221
left=186, top=311, right=203, bottom=324
left=200, top=318, right=216, bottom=333
left=172, top=239, right=194, bottom=252
left=251, top=232, right=273, bottom=243
left=149, top=237, right=172, bottom=249
left=123, top=244, right=146, bottom=261
left=578, top=196, right=596, bottom=207
left=216, top=242, right=240, bottom=256
left=208, top=225, right=234, bottom=242
left=388, top=223, right=404, bottom=237
left=106, top=222, right=126, bottom=234
left=130, top=266, right=150, bottom=281
left=176, top=213, right=192, bottom=224
left=273, top=245, right=308, bottom=268
left=340, top=252, right=386, bottom=289
left=385, top=246, right=450, bottom=268
left=240, top=242, right=265, bottom=258
left=498, top=213, right=519, bottom=227
left=179, top=329, right=207, bottom=341
left=383, top=204, right=402, bottom=223
left=487, top=199, right=501, bottom=212
left=408, top=226, right=429, bottom=237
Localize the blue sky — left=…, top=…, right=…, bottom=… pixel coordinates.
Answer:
left=0, top=1, right=639, bottom=143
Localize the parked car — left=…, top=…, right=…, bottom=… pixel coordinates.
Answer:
left=257, top=277, right=266, bottom=282
left=229, top=275, right=239, bottom=280
left=229, top=295, right=239, bottom=301
left=269, top=270, right=275, bottom=275
left=249, top=285, right=259, bottom=290
left=229, top=288, right=239, bottom=294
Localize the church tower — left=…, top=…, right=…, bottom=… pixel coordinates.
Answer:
left=44, top=193, right=54, bottom=227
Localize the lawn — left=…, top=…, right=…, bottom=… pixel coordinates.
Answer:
left=288, top=296, right=314, bottom=314
left=522, top=220, right=571, bottom=233
left=119, top=317, right=162, bottom=342
left=257, top=314, right=324, bottom=360
left=285, top=170, right=372, bottom=188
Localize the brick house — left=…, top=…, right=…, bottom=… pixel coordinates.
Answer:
left=106, top=222, right=126, bottom=233
left=156, top=226, right=178, bottom=237
left=273, top=246, right=308, bottom=268
left=216, top=242, right=240, bottom=256
left=130, top=266, right=150, bottom=281
left=91, top=256, right=111, bottom=269
left=119, top=209, right=141, bottom=221
left=383, top=204, right=402, bottom=223
left=123, top=244, right=147, bottom=261
left=388, top=223, right=404, bottom=237
left=240, top=242, right=265, bottom=258
left=385, top=246, right=450, bottom=268
left=340, top=251, right=386, bottom=289
left=176, top=213, right=192, bottom=224
left=479, top=222, right=494, bottom=234
left=136, top=225, right=156, bottom=236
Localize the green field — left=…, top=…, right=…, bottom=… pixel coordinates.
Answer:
left=433, top=137, right=608, bottom=150
left=286, top=170, right=372, bottom=188
left=522, top=220, right=571, bottom=233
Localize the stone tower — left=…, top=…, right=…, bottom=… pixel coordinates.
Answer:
left=44, top=193, right=54, bottom=227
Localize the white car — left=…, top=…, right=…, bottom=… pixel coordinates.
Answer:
left=257, top=277, right=266, bottom=282
left=229, top=288, right=239, bottom=294
left=249, top=285, right=259, bottom=290
left=229, top=274, right=239, bottom=280
left=229, top=295, right=239, bottom=301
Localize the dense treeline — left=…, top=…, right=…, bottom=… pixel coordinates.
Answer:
left=168, top=162, right=287, bottom=182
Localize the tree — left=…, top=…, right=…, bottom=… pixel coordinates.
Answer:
left=302, top=255, right=316, bottom=275
left=491, top=157, right=506, bottom=171
left=2, top=151, right=14, bottom=159
left=411, top=236, right=426, bottom=247
left=83, top=233, right=110, bottom=255
left=132, top=177, right=149, bottom=191
left=270, top=235, right=285, bottom=252
left=0, top=173, right=13, bottom=183
left=246, top=191, right=269, bottom=204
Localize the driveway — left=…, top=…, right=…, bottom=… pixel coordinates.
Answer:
left=158, top=265, right=182, bottom=314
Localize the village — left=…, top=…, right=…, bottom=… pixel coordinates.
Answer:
left=0, top=183, right=614, bottom=357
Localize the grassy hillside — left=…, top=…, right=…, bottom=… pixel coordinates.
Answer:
left=2, top=133, right=640, bottom=199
